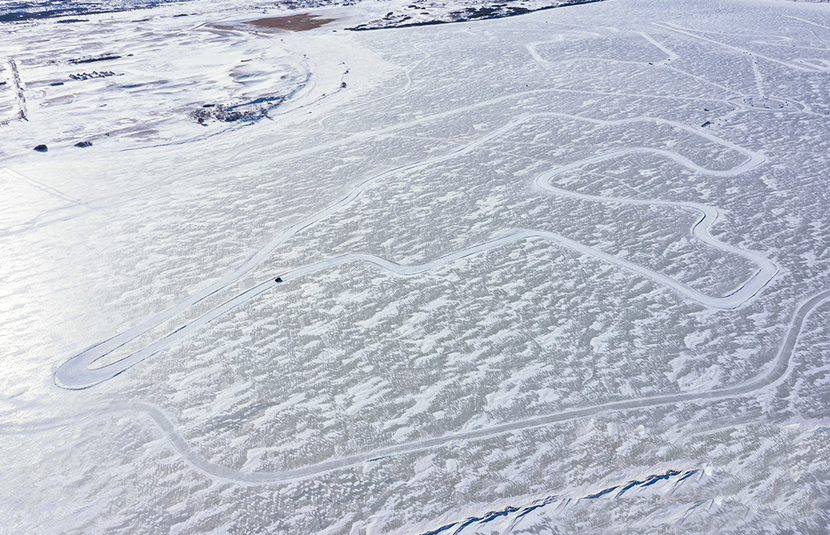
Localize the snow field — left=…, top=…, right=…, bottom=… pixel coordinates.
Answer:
left=4, top=0, right=830, bottom=533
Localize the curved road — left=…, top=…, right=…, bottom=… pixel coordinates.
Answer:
left=535, top=148, right=777, bottom=308
left=126, top=289, right=830, bottom=484
left=55, top=112, right=774, bottom=389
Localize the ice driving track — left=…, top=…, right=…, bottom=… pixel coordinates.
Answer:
left=55, top=112, right=775, bottom=389
left=130, top=288, right=830, bottom=484
left=54, top=108, right=794, bottom=483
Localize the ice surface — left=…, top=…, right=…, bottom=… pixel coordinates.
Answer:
left=3, top=0, right=830, bottom=533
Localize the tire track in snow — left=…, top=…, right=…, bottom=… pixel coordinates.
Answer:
left=655, top=22, right=830, bottom=73
left=751, top=58, right=765, bottom=98
left=527, top=30, right=678, bottom=67
left=535, top=147, right=777, bottom=309
left=527, top=29, right=743, bottom=98
left=54, top=114, right=530, bottom=389
left=55, top=112, right=772, bottom=390
left=1, top=167, right=87, bottom=206
left=128, top=290, right=830, bottom=484
left=42, top=97, right=811, bottom=483
left=51, top=110, right=783, bottom=481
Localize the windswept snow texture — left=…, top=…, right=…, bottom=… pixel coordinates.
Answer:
left=3, top=0, right=830, bottom=533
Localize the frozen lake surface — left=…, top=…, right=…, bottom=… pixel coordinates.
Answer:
left=3, top=0, right=830, bottom=532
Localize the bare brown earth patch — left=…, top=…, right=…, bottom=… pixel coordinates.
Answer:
left=247, top=13, right=337, bottom=31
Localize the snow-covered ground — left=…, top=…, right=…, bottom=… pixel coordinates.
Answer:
left=3, top=0, right=830, bottom=532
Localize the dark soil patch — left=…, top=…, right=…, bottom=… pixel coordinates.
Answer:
left=247, top=13, right=337, bottom=31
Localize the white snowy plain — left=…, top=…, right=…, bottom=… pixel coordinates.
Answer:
left=3, top=0, right=830, bottom=533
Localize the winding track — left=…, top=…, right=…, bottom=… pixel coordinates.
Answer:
left=655, top=21, right=830, bottom=73
left=55, top=112, right=774, bottom=389
left=535, top=148, right=777, bottom=308
left=40, top=16, right=830, bottom=487
left=126, top=289, right=830, bottom=484
left=50, top=99, right=790, bottom=482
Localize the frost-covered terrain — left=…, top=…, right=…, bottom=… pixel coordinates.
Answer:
left=3, top=0, right=830, bottom=533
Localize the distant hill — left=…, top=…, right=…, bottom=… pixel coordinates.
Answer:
left=345, top=0, right=604, bottom=31
left=0, top=0, right=189, bottom=23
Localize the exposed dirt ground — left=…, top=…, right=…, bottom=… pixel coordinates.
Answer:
left=247, top=14, right=337, bottom=31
